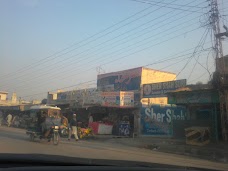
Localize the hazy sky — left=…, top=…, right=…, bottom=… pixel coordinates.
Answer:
left=1, top=0, right=228, bottom=100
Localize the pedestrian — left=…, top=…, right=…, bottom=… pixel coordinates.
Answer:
left=12, top=115, right=20, bottom=127
left=68, top=113, right=79, bottom=141
left=6, top=113, right=13, bottom=127
left=88, top=113, right=93, bottom=124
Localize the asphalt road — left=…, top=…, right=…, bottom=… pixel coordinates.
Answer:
left=0, top=126, right=228, bottom=170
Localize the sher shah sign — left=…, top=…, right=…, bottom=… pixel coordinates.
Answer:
left=143, top=79, right=186, bottom=98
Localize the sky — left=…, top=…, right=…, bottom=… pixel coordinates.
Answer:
left=0, top=0, right=228, bottom=100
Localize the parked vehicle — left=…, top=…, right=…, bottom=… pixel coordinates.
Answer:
left=26, top=105, right=61, bottom=145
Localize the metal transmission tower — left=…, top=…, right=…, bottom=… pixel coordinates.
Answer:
left=210, top=0, right=228, bottom=141
left=96, top=66, right=105, bottom=75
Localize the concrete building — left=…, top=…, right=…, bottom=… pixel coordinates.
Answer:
left=97, top=67, right=176, bottom=105
left=0, top=91, right=8, bottom=101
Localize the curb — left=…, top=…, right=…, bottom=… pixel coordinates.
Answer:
left=143, top=144, right=228, bottom=163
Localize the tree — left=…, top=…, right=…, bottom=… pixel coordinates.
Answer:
left=196, top=81, right=203, bottom=85
left=41, top=99, right=47, bottom=104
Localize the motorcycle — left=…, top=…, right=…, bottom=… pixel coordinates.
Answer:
left=27, top=124, right=60, bottom=145
left=50, top=125, right=60, bottom=145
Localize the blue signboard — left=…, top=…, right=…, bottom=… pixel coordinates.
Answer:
left=143, top=79, right=186, bottom=98
left=119, top=122, right=130, bottom=136
left=57, top=93, right=67, bottom=100
left=141, top=105, right=186, bottom=136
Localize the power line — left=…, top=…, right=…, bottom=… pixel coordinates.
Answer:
left=175, top=27, right=210, bottom=80
left=188, top=28, right=210, bottom=80
left=160, top=55, right=201, bottom=71
left=19, top=49, right=212, bottom=99
left=1, top=0, right=206, bottom=83
left=6, top=23, right=207, bottom=92
left=20, top=80, right=97, bottom=98
left=188, top=65, right=214, bottom=84
left=17, top=50, right=206, bottom=97
left=0, top=0, right=171, bottom=80
left=2, top=1, right=204, bottom=86
left=130, top=0, right=205, bottom=13
left=140, top=0, right=207, bottom=8
left=1, top=5, right=206, bottom=90
left=0, top=1, right=207, bottom=93
left=5, top=15, right=202, bottom=89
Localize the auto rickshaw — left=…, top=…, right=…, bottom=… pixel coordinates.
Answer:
left=26, top=105, right=62, bottom=145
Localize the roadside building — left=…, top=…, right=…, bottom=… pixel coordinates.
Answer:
left=0, top=91, right=8, bottom=101
left=0, top=91, right=41, bottom=118
left=167, top=84, right=220, bottom=142
left=97, top=67, right=177, bottom=137
left=97, top=67, right=176, bottom=106
left=140, top=79, right=187, bottom=137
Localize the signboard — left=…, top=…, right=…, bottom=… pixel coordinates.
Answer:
left=97, top=67, right=142, bottom=91
left=141, top=104, right=186, bottom=136
left=120, top=92, right=134, bottom=107
left=101, top=91, right=134, bottom=108
left=83, top=89, right=102, bottom=106
left=57, top=92, right=67, bottom=100
left=143, top=79, right=186, bottom=98
left=168, top=90, right=219, bottom=104
left=119, top=122, right=130, bottom=136
left=101, top=92, right=120, bottom=107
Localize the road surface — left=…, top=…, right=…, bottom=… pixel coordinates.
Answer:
left=0, top=126, right=228, bottom=170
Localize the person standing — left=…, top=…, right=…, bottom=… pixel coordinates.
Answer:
left=88, top=113, right=93, bottom=124
left=68, top=114, right=79, bottom=141
left=6, top=113, right=13, bottom=127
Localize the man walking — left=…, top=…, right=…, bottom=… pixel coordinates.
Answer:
left=68, top=114, right=79, bottom=141
left=6, top=113, right=13, bottom=127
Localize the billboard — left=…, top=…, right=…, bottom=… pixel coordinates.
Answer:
left=141, top=104, right=186, bottom=136
left=120, top=92, right=134, bottom=107
left=143, top=79, right=186, bottom=98
left=101, top=91, right=134, bottom=108
left=57, top=92, right=67, bottom=100
left=97, top=67, right=142, bottom=91
left=168, top=90, right=219, bottom=104
left=83, top=89, right=102, bottom=106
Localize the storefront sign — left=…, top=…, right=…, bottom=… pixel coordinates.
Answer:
left=168, top=90, right=219, bottom=104
left=57, top=92, right=67, bottom=100
left=101, top=91, right=134, bottom=107
left=97, top=67, right=142, bottom=91
left=119, top=122, right=130, bottom=136
left=101, top=92, right=120, bottom=107
left=120, top=92, right=134, bottom=107
left=143, top=79, right=186, bottom=98
left=83, top=89, right=102, bottom=106
left=141, top=104, right=186, bottom=136
left=0, top=106, right=20, bottom=110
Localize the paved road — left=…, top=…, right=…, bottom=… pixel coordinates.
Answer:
left=0, top=127, right=228, bottom=170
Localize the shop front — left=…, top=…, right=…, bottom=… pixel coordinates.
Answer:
left=167, top=88, right=220, bottom=141
left=86, top=91, right=136, bottom=137
left=140, top=104, right=186, bottom=137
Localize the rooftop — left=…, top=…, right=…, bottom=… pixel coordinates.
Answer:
left=98, top=66, right=175, bottom=78
left=168, top=84, right=214, bottom=94
left=0, top=91, right=8, bottom=94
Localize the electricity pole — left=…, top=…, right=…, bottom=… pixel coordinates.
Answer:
left=210, top=0, right=228, bottom=141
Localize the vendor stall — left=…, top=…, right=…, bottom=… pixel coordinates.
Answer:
left=89, top=122, right=113, bottom=135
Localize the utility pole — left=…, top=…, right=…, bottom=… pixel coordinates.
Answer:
left=210, top=0, right=228, bottom=141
